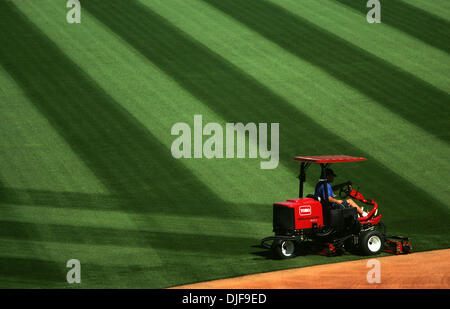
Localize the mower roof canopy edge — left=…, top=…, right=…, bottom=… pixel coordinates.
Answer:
left=294, top=155, right=367, bottom=164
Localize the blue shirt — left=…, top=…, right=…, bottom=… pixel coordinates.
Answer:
left=315, top=182, right=334, bottom=200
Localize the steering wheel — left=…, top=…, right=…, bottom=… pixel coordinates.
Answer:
left=338, top=183, right=352, bottom=199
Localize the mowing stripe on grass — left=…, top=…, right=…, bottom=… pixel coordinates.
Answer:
left=203, top=0, right=450, bottom=143
left=0, top=202, right=270, bottom=237
left=14, top=0, right=293, bottom=207
left=0, top=1, right=234, bottom=219
left=0, top=1, right=243, bottom=287
left=0, top=220, right=259, bottom=258
left=0, top=178, right=68, bottom=287
left=83, top=0, right=449, bottom=222
left=0, top=238, right=161, bottom=267
left=0, top=88, right=107, bottom=193
left=1, top=1, right=287, bottom=287
left=275, top=0, right=449, bottom=91
left=334, top=0, right=450, bottom=54
left=0, top=256, right=67, bottom=288
left=1, top=0, right=448, bottom=288
left=404, top=0, right=450, bottom=21
left=0, top=254, right=166, bottom=288
left=146, top=0, right=450, bottom=208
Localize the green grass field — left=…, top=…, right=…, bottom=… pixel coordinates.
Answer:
left=0, top=0, right=449, bottom=288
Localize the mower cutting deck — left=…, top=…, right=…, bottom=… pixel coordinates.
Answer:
left=261, top=155, right=413, bottom=258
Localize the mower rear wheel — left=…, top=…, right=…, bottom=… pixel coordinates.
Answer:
left=272, top=239, right=296, bottom=259
left=359, top=230, right=383, bottom=255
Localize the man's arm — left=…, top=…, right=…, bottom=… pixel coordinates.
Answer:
left=328, top=196, right=343, bottom=204
left=331, top=180, right=352, bottom=191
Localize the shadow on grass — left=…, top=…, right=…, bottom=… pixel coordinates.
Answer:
left=0, top=1, right=233, bottom=219
left=0, top=256, right=168, bottom=288
left=0, top=1, right=258, bottom=285
left=0, top=0, right=448, bottom=286
left=0, top=187, right=119, bottom=211
left=0, top=256, right=66, bottom=285
left=203, top=0, right=450, bottom=143
left=0, top=186, right=272, bottom=222
left=335, top=0, right=450, bottom=54
left=82, top=0, right=449, bottom=225
left=0, top=220, right=258, bottom=257
left=0, top=179, right=68, bottom=285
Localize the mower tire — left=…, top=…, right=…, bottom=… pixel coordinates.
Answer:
left=272, top=239, right=296, bottom=259
left=359, top=230, right=384, bottom=255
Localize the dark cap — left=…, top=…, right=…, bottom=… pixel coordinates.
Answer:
left=326, top=168, right=336, bottom=177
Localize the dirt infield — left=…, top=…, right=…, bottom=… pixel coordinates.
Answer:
left=171, top=249, right=450, bottom=289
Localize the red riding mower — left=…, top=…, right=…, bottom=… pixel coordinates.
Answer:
left=261, top=155, right=412, bottom=259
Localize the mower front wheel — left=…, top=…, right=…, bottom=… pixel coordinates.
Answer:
left=359, top=230, right=384, bottom=255
left=272, top=239, right=296, bottom=259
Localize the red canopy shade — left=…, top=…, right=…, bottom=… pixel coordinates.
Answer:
left=294, top=155, right=367, bottom=163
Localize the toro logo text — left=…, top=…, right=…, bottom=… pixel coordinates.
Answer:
left=299, top=206, right=312, bottom=216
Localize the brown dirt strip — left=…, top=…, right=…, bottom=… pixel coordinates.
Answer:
left=171, top=249, right=450, bottom=289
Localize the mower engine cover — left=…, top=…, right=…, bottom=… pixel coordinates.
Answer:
left=273, top=198, right=323, bottom=233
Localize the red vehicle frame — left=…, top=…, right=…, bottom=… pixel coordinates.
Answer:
left=261, top=155, right=412, bottom=258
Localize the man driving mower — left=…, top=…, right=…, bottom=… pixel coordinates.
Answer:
left=315, top=168, right=367, bottom=217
